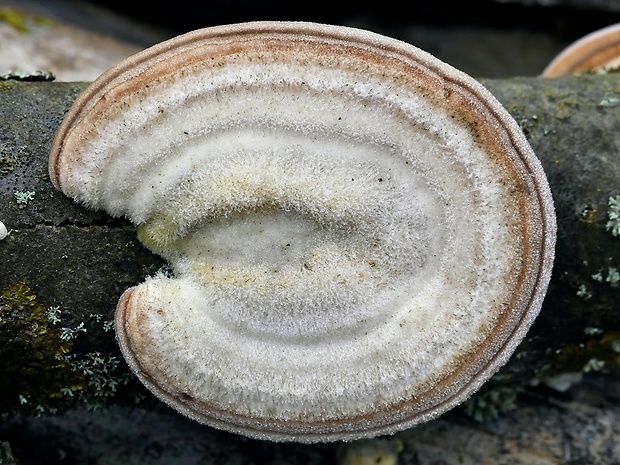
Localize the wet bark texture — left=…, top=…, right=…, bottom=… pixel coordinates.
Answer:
left=0, top=76, right=619, bottom=464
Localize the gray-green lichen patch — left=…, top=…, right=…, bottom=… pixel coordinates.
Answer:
left=576, top=284, right=593, bottom=300
left=70, top=352, right=133, bottom=411
left=0, top=70, right=55, bottom=82
left=605, top=195, right=620, bottom=237
left=0, top=281, right=153, bottom=415
left=592, top=267, right=620, bottom=287
left=0, top=281, right=86, bottom=413
left=13, top=190, right=34, bottom=208
left=598, top=96, right=620, bottom=108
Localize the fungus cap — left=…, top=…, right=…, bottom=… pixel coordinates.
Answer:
left=49, top=21, right=556, bottom=443
left=543, top=23, right=620, bottom=77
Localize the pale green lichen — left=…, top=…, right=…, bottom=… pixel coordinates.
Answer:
left=576, top=284, right=592, bottom=300
left=13, top=190, right=35, bottom=208
left=591, top=267, right=620, bottom=287
left=582, top=358, right=606, bottom=373
left=72, top=352, right=130, bottom=411
left=0, top=70, right=55, bottom=82
left=606, top=195, right=620, bottom=237
left=0, top=285, right=138, bottom=414
left=606, top=267, right=620, bottom=287
left=89, top=312, right=114, bottom=332
left=59, top=322, right=86, bottom=341
left=584, top=327, right=603, bottom=336
left=0, top=282, right=86, bottom=413
left=46, top=306, right=61, bottom=325
left=598, top=97, right=620, bottom=108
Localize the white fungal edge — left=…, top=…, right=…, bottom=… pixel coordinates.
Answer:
left=52, top=21, right=558, bottom=442
left=0, top=220, right=8, bottom=240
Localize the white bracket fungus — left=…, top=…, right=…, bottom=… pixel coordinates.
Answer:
left=48, top=21, right=556, bottom=443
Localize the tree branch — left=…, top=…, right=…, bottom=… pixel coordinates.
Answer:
left=0, top=76, right=618, bottom=417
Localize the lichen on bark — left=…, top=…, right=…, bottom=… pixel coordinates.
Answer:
left=0, top=281, right=85, bottom=413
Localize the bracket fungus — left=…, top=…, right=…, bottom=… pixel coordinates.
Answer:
left=48, top=21, right=556, bottom=442
left=543, top=23, right=620, bottom=77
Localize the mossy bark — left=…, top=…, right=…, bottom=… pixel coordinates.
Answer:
left=0, top=77, right=618, bottom=414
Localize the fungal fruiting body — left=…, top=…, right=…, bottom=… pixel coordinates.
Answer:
left=0, top=221, right=7, bottom=240
left=543, top=23, right=620, bottom=77
left=49, top=22, right=556, bottom=442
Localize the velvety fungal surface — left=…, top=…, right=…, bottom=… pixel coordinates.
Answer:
left=49, top=21, right=556, bottom=442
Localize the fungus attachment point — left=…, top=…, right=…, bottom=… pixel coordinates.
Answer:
left=49, top=22, right=556, bottom=443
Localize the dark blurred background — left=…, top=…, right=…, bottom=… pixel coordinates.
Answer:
left=82, top=0, right=620, bottom=39
left=3, top=0, right=620, bottom=80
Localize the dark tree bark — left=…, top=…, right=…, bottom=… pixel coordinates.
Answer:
left=0, top=76, right=618, bottom=422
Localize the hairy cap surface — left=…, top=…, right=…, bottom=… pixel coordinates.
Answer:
left=49, top=21, right=556, bottom=442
